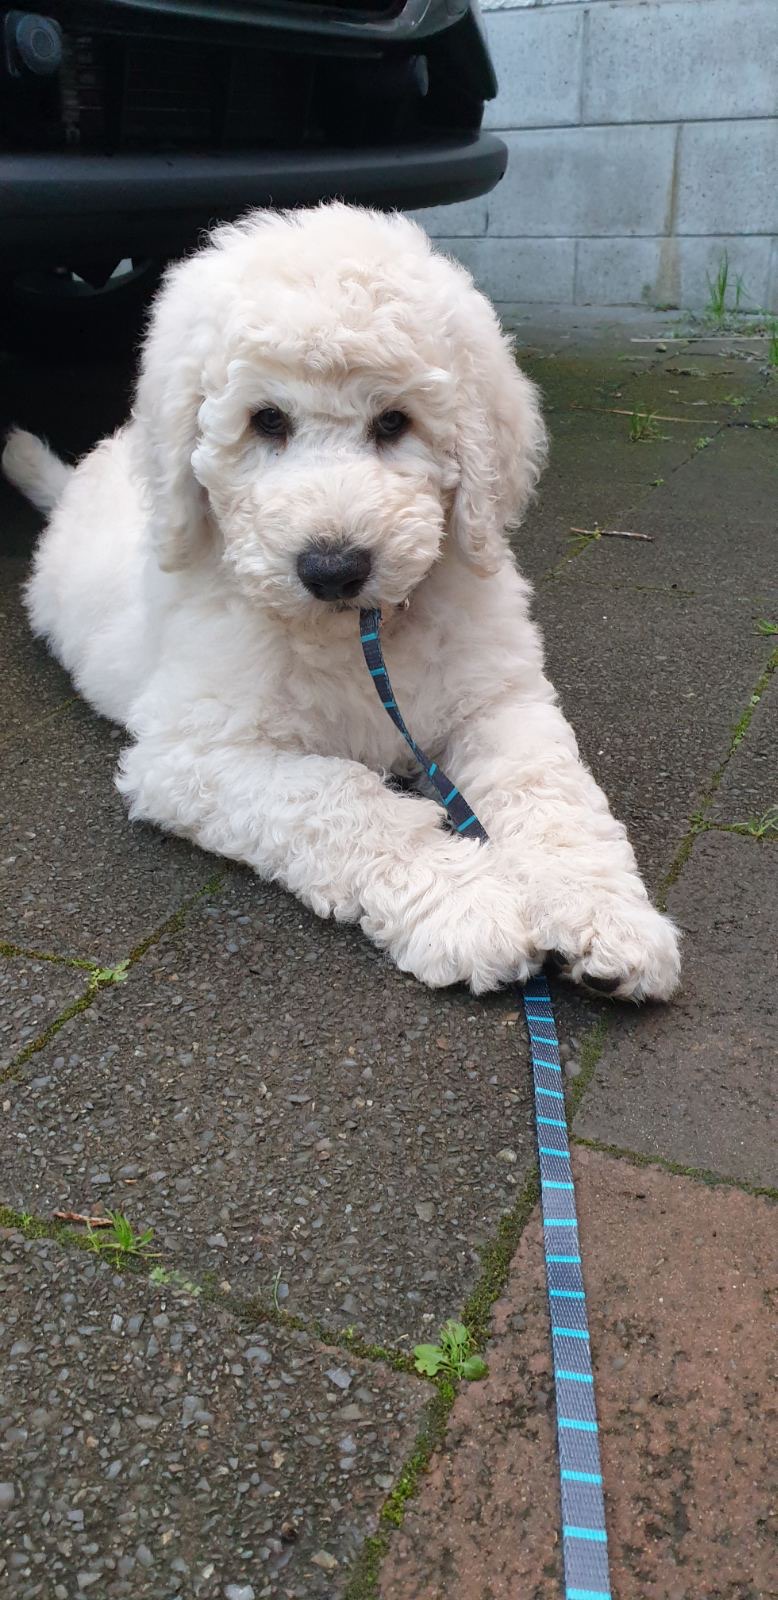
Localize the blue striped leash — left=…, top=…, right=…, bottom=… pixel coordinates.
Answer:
left=359, top=606, right=611, bottom=1600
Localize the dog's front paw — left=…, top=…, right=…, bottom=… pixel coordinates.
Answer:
left=362, top=860, right=539, bottom=993
left=534, top=883, right=680, bottom=1002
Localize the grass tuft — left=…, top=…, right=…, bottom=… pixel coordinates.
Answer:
left=705, top=250, right=748, bottom=324
left=628, top=409, right=660, bottom=443
left=730, top=806, right=778, bottom=840
left=85, top=1210, right=159, bottom=1266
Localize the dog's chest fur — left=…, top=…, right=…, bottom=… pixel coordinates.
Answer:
left=257, top=611, right=451, bottom=775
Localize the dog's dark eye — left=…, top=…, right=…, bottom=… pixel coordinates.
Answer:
left=251, top=406, right=289, bottom=440
left=371, top=409, right=410, bottom=443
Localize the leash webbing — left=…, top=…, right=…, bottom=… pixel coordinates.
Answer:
left=359, top=607, right=611, bottom=1600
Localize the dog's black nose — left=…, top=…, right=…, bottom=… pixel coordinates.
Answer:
left=296, top=546, right=372, bottom=602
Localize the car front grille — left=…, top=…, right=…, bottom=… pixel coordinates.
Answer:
left=0, top=4, right=479, bottom=158
left=53, top=32, right=314, bottom=153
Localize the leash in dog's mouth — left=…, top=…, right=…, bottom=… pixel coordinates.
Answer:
left=359, top=605, right=612, bottom=1600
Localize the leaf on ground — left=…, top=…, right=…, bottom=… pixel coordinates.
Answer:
left=440, top=1321, right=470, bottom=1361
left=460, top=1355, right=489, bottom=1381
left=413, top=1344, right=446, bottom=1376
left=92, top=959, right=131, bottom=985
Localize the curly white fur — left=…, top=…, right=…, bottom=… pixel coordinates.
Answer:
left=3, top=203, right=680, bottom=1000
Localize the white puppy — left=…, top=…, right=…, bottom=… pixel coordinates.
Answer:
left=3, top=203, right=679, bottom=1000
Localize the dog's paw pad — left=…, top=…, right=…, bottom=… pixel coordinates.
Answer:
left=581, top=971, right=621, bottom=995
left=544, top=949, right=570, bottom=976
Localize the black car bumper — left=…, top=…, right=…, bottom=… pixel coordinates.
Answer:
left=1, top=133, right=506, bottom=267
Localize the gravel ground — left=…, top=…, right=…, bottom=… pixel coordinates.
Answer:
left=0, top=1229, right=425, bottom=1599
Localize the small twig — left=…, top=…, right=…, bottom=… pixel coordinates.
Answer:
left=569, top=527, right=654, bottom=542
left=630, top=334, right=769, bottom=344
left=600, top=529, right=654, bottom=542
left=572, top=403, right=696, bottom=424
left=53, top=1210, right=112, bottom=1227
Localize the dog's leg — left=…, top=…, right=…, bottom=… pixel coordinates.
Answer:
left=117, top=736, right=542, bottom=992
left=440, top=697, right=680, bottom=1001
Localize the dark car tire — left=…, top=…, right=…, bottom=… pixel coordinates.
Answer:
left=0, top=259, right=163, bottom=359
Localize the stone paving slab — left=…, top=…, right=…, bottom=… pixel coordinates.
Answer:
left=613, top=349, right=774, bottom=423
left=0, top=954, right=87, bottom=1075
left=575, top=832, right=777, bottom=1188
left=562, top=425, right=778, bottom=603
left=1, top=701, right=217, bottom=964
left=0, top=1227, right=426, bottom=1599
left=516, top=408, right=696, bottom=582
left=536, top=581, right=769, bottom=889
left=379, top=1150, right=777, bottom=1600
left=0, top=560, right=74, bottom=744
left=0, top=869, right=546, bottom=1346
left=519, top=349, right=635, bottom=415
left=0, top=875, right=604, bottom=1347
left=710, top=675, right=778, bottom=826
left=680, top=334, right=775, bottom=361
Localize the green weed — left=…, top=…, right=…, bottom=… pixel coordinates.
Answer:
left=733, top=806, right=778, bottom=839
left=755, top=619, right=778, bottom=637
left=149, top=1265, right=202, bottom=1296
left=86, top=1210, right=158, bottom=1267
left=413, top=1320, right=488, bottom=1383
left=705, top=251, right=747, bottom=323
left=706, top=253, right=730, bottom=322
left=629, top=409, right=660, bottom=443
left=89, top=959, right=130, bottom=990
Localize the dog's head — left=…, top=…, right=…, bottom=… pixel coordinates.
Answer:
left=134, top=204, right=546, bottom=617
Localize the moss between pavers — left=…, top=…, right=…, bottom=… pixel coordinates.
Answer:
left=660, top=645, right=777, bottom=903
left=0, top=873, right=226, bottom=1081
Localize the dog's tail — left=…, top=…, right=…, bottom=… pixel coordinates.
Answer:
left=2, top=428, right=73, bottom=513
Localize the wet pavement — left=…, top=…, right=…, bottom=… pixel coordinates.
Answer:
left=1, top=318, right=776, bottom=1598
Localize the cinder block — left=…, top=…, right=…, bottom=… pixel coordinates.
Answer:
left=768, top=239, right=778, bottom=314
left=488, top=123, right=677, bottom=237
left=576, top=235, right=773, bottom=309
left=575, top=238, right=664, bottom=306
left=677, top=120, right=778, bottom=236
left=407, top=197, right=488, bottom=238
left=676, top=236, right=773, bottom=311
left=483, top=5, right=583, bottom=130
left=584, top=0, right=778, bottom=124
left=437, top=237, right=576, bottom=303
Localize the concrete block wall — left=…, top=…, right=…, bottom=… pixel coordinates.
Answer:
left=412, top=0, right=778, bottom=311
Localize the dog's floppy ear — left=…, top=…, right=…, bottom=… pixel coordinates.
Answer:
left=132, top=251, right=223, bottom=573
left=449, top=293, right=547, bottom=574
